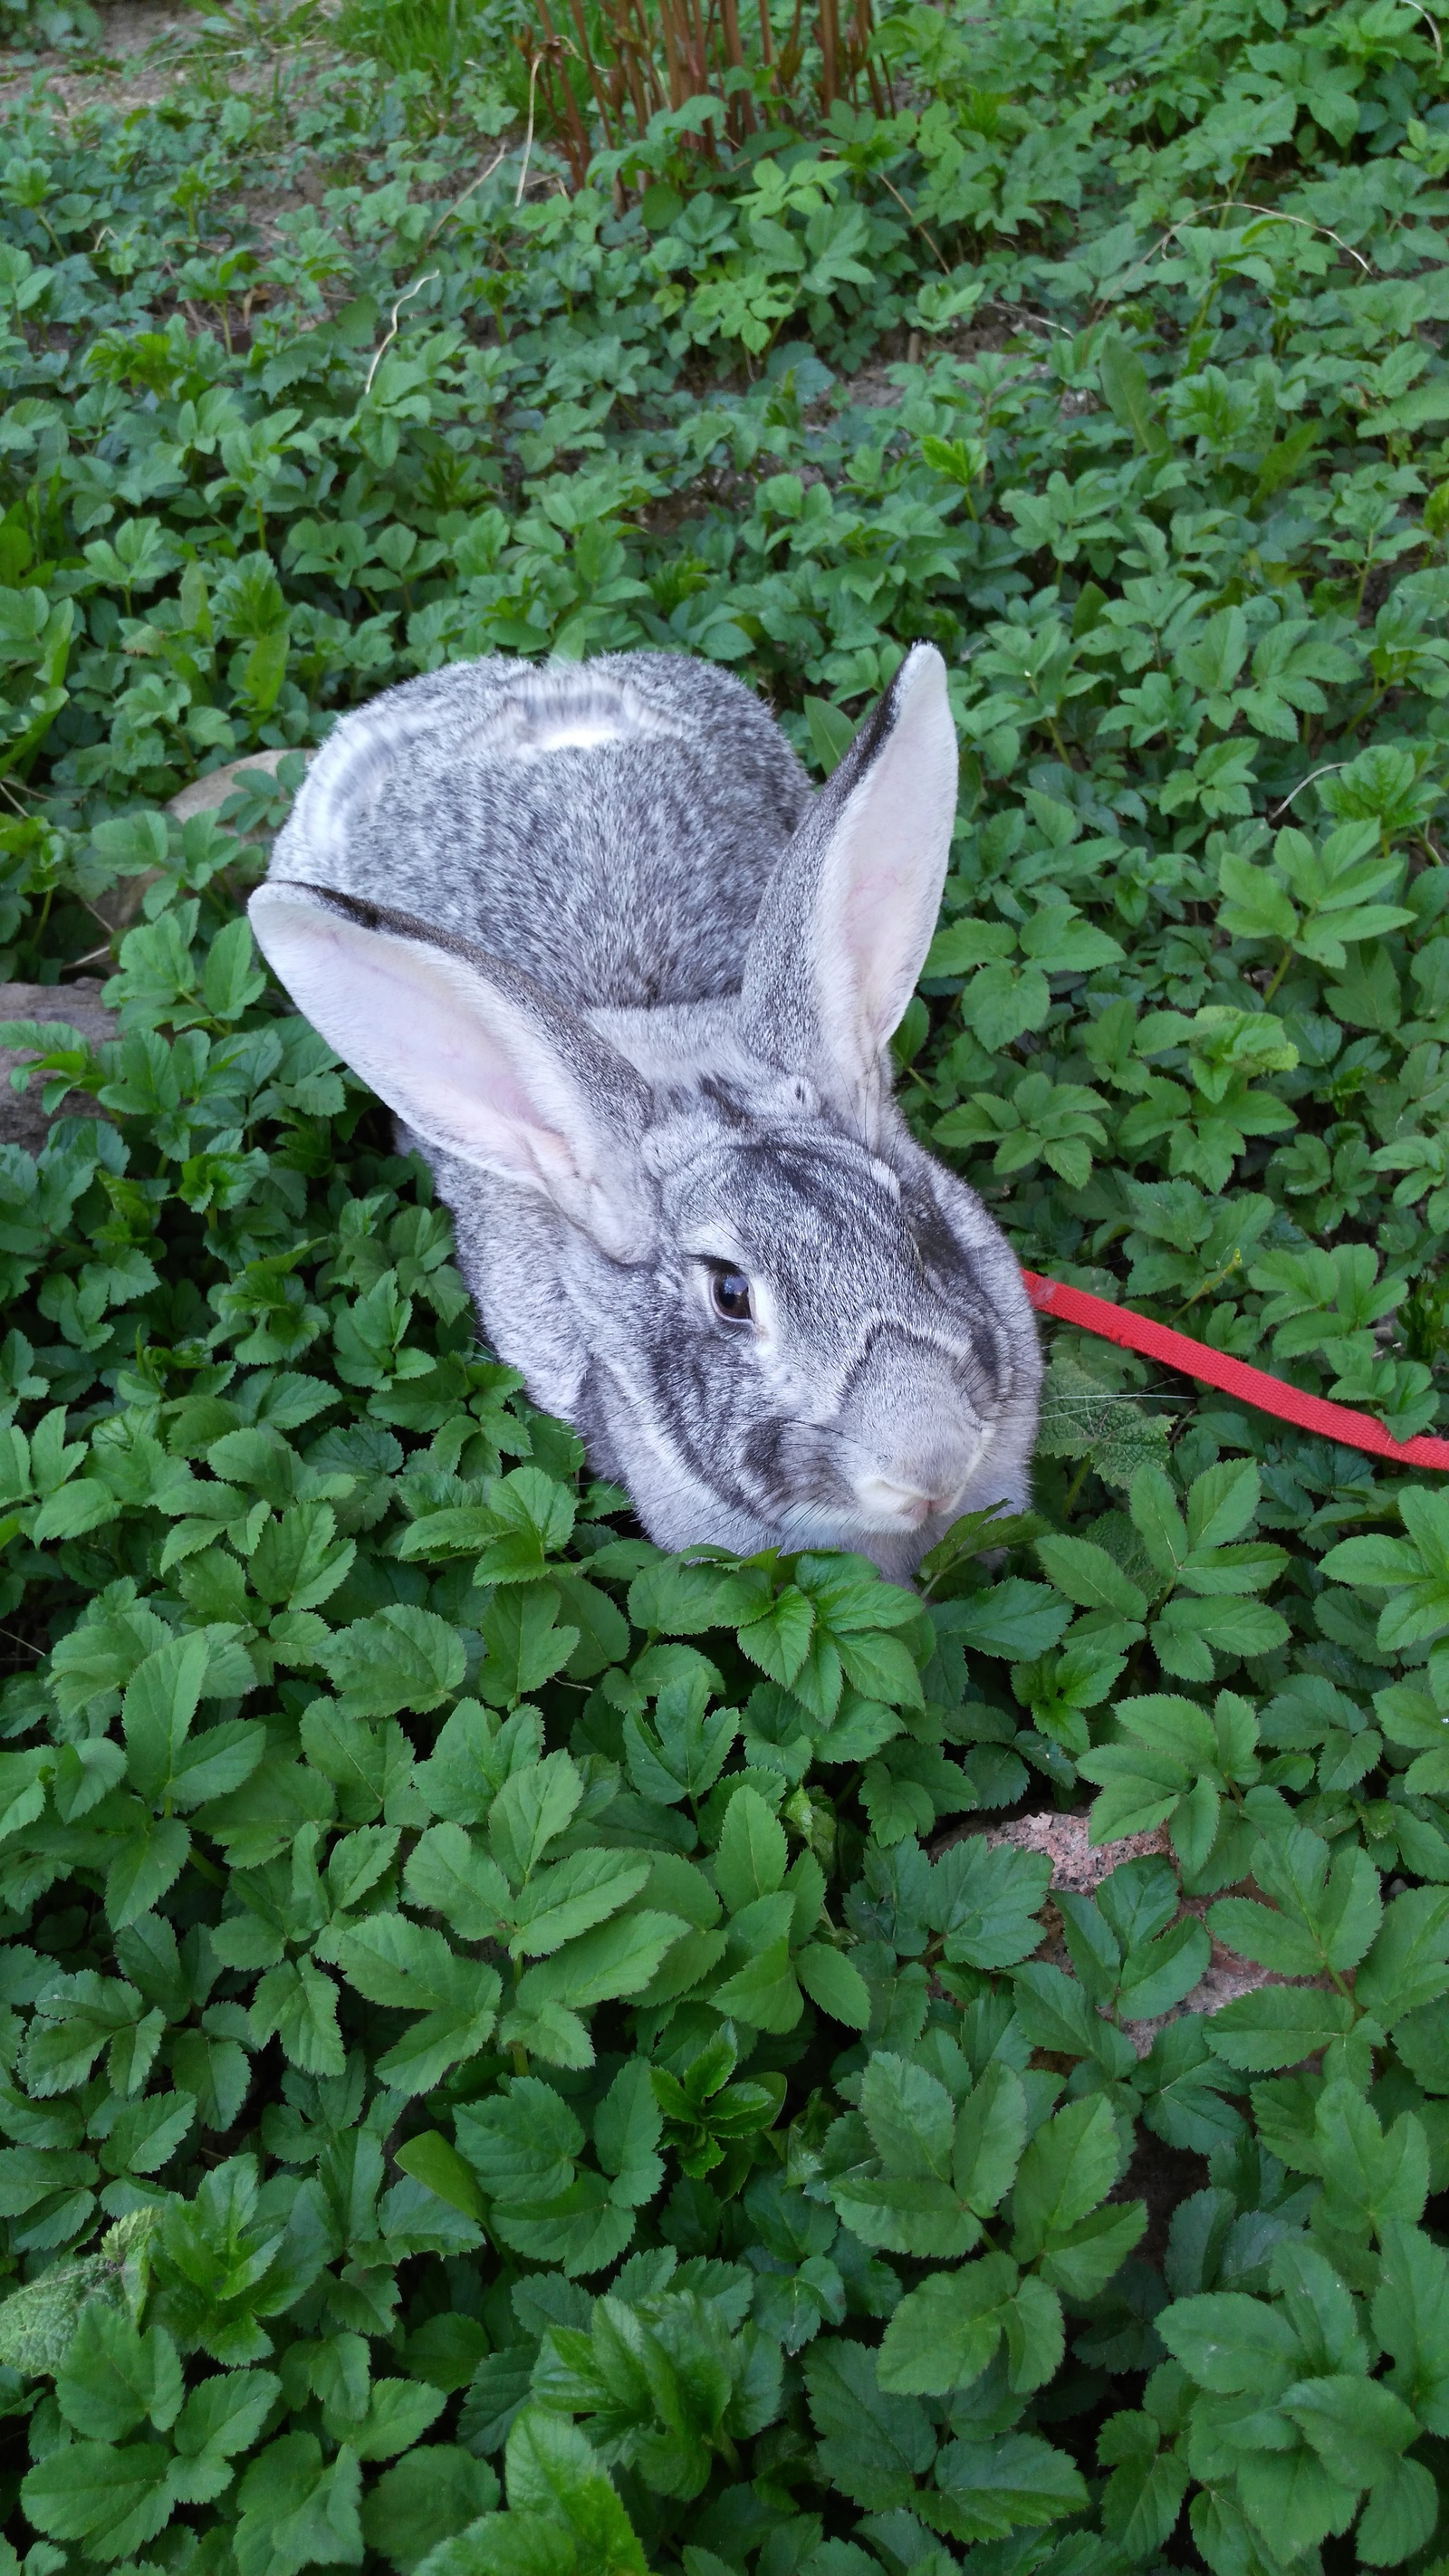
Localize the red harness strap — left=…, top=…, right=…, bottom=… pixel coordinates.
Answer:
left=1020, top=1269, right=1449, bottom=1474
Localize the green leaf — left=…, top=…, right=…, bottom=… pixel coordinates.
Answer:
left=21, top=2438, right=176, bottom=2561
left=1281, top=2373, right=1417, bottom=2485
left=513, top=1909, right=687, bottom=2014
left=627, top=1559, right=770, bottom=1637
left=1115, top=1916, right=1211, bottom=2022
left=1204, top=1983, right=1356, bottom=2070
left=1157, top=2291, right=1304, bottom=2395
left=1355, top=1888, right=1449, bottom=2023
left=1108, top=1693, right=1218, bottom=1766
left=1372, top=2221, right=1449, bottom=2434
left=456, top=2077, right=581, bottom=2205
left=1356, top=2456, right=1440, bottom=2567
left=953, top=2062, right=1028, bottom=2215
left=100, top=2091, right=197, bottom=2174
left=1035, top=2198, right=1147, bottom=2298
left=320, top=1604, right=465, bottom=1719
left=510, top=1850, right=652, bottom=1960
left=1101, top=2441, right=1189, bottom=2558
left=329, top=1915, right=501, bottom=2094
left=860, top=2051, right=955, bottom=2181
left=234, top=2432, right=363, bottom=2576
left=714, top=1783, right=788, bottom=1911
left=804, top=697, right=858, bottom=775
left=107, top=1812, right=193, bottom=1932
left=173, top=2369, right=282, bottom=2491
left=405, top=1822, right=513, bottom=1943
left=1078, top=1748, right=1190, bottom=1841
left=1233, top=2447, right=1360, bottom=2558
left=737, top=1585, right=816, bottom=1687
left=1035, top=1535, right=1148, bottom=1620
left=926, top=2431, right=1089, bottom=2541
left=1098, top=335, right=1168, bottom=455
left=928, top=1835, right=1051, bottom=1968
left=803, top=2338, right=936, bottom=2508
left=249, top=1957, right=345, bottom=2076
left=1250, top=1825, right=1383, bottom=1972
left=504, top=2408, right=647, bottom=2576
left=795, top=1941, right=871, bottom=2028
left=362, top=2448, right=501, bottom=2575
left=0, top=2213, right=157, bottom=2374
left=592, top=2059, right=663, bottom=2206
left=121, top=1629, right=209, bottom=1803
left=709, top=1938, right=802, bottom=2035
left=830, top=2043, right=992, bottom=2258
left=1010, top=2095, right=1122, bottom=2259
left=393, top=2131, right=486, bottom=2223
left=835, top=1625, right=925, bottom=1708
left=55, top=2306, right=182, bottom=2442
left=489, top=1753, right=583, bottom=1888
left=877, top=2253, right=1018, bottom=2395
left=940, top=1581, right=1071, bottom=1661
left=1205, top=1897, right=1325, bottom=1977
left=354, top=2378, right=449, bottom=2463
left=417, top=2513, right=573, bottom=2576
left=1313, top=2081, right=1428, bottom=2233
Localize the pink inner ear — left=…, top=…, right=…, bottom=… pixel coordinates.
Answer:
left=816, top=651, right=958, bottom=1062
left=256, top=907, right=574, bottom=1181
left=347, top=943, right=547, bottom=1140
left=843, top=856, right=916, bottom=968
left=830, top=781, right=952, bottom=1049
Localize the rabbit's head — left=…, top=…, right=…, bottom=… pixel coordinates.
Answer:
left=249, top=646, right=1040, bottom=1581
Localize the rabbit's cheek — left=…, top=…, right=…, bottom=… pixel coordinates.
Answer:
left=744, top=1417, right=857, bottom=1517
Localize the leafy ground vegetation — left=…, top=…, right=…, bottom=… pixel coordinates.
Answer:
left=0, top=5, right=1448, bottom=2576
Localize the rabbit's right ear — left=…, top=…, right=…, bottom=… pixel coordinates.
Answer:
left=741, top=643, right=957, bottom=1120
left=247, top=882, right=655, bottom=1260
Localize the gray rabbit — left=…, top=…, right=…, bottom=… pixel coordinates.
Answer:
left=247, top=645, right=1041, bottom=1582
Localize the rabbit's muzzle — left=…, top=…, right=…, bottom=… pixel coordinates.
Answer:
left=838, top=1421, right=990, bottom=1534
left=853, top=1466, right=978, bottom=1533
left=765, top=1336, right=994, bottom=1543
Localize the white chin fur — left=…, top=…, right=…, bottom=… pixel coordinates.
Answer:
left=847, top=1429, right=990, bottom=1535
left=851, top=1475, right=952, bottom=1533
left=778, top=1495, right=941, bottom=1551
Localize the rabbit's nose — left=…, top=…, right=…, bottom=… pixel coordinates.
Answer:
left=839, top=1334, right=984, bottom=1523
left=857, top=1472, right=962, bottom=1528
left=859, top=1473, right=942, bottom=1524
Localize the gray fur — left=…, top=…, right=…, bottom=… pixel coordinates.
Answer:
left=251, top=647, right=1041, bottom=1581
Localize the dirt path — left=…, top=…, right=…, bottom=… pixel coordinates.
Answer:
left=0, top=0, right=334, bottom=120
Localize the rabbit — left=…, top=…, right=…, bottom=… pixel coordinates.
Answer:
left=247, top=644, right=1041, bottom=1584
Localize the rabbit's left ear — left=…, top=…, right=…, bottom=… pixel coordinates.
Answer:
left=247, top=881, right=656, bottom=1260
left=741, top=643, right=957, bottom=1115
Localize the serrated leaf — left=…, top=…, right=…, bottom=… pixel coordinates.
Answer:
left=877, top=2253, right=1018, bottom=2394
left=803, top=2338, right=936, bottom=2507
left=926, top=2431, right=1089, bottom=2542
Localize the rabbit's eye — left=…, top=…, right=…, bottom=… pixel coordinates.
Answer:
left=708, top=1265, right=753, bottom=1323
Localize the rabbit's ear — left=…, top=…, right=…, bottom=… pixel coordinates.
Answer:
left=742, top=643, right=957, bottom=1110
left=247, top=882, right=655, bottom=1259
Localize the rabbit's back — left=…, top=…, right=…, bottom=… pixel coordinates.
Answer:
left=270, top=650, right=811, bottom=1009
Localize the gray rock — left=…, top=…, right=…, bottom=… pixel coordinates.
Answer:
left=0, top=979, right=116, bottom=1151
left=2, top=752, right=305, bottom=1149
left=938, top=1807, right=1320, bottom=2059
left=93, top=745, right=302, bottom=936
left=168, top=744, right=295, bottom=827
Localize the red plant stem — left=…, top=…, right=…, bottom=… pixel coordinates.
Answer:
left=819, top=0, right=838, bottom=106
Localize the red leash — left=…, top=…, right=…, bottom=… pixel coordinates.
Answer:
left=1021, top=1269, right=1449, bottom=1473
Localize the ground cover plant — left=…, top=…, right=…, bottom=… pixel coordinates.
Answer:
left=0, top=3, right=1447, bottom=2575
